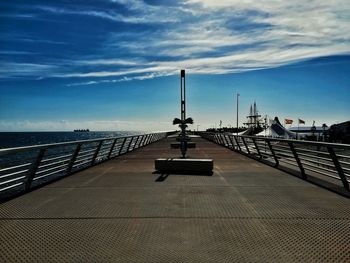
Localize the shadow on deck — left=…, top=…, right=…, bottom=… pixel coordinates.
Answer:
left=1, top=137, right=349, bottom=262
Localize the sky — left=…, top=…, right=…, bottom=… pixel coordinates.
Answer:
left=0, top=0, right=349, bottom=132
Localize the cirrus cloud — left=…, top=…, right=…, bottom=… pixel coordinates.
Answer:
left=1, top=0, right=349, bottom=83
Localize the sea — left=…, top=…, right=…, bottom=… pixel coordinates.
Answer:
left=0, top=131, right=139, bottom=149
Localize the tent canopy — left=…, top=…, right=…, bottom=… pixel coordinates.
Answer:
left=256, top=117, right=296, bottom=139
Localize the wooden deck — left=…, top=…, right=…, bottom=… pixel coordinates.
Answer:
left=1, top=137, right=349, bottom=262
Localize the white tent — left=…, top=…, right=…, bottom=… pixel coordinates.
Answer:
left=256, top=117, right=296, bottom=139
left=228, top=128, right=251, bottom=136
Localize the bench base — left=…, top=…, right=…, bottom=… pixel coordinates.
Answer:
left=170, top=142, right=196, bottom=149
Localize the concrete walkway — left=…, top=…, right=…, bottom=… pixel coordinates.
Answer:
left=1, top=137, right=349, bottom=262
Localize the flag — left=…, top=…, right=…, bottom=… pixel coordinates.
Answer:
left=298, top=119, right=305, bottom=124
left=285, top=118, right=293, bottom=125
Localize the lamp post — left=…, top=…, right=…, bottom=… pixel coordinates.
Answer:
left=322, top=123, right=327, bottom=142
left=236, top=93, right=240, bottom=136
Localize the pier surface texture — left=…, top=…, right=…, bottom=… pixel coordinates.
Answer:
left=1, top=137, right=349, bottom=262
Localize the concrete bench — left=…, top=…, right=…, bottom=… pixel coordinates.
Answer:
left=155, top=158, right=213, bottom=174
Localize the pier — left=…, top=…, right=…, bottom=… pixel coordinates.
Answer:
left=1, top=135, right=349, bottom=262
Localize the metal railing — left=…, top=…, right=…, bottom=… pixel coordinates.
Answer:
left=199, top=132, right=350, bottom=191
left=0, top=132, right=170, bottom=200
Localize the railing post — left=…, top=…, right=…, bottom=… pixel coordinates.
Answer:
left=220, top=134, right=226, bottom=146
left=148, top=134, right=154, bottom=144
left=228, top=135, right=235, bottom=150
left=133, top=136, right=140, bottom=150
left=267, top=140, right=278, bottom=167
left=252, top=137, right=262, bottom=159
left=145, top=134, right=152, bottom=145
left=107, top=138, right=118, bottom=159
left=138, top=135, right=145, bottom=147
left=241, top=137, right=250, bottom=154
left=25, top=148, right=46, bottom=191
left=217, top=134, right=221, bottom=144
left=142, top=135, right=148, bottom=146
left=143, top=134, right=150, bottom=146
left=141, top=135, right=147, bottom=146
left=328, top=147, right=349, bottom=191
left=126, top=137, right=134, bottom=152
left=288, top=142, right=306, bottom=179
left=66, top=143, right=82, bottom=175
left=233, top=136, right=241, bottom=151
left=215, top=134, right=220, bottom=144
left=223, top=135, right=229, bottom=147
left=118, top=137, right=127, bottom=155
left=92, top=140, right=103, bottom=165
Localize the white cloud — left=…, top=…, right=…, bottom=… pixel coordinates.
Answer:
left=66, top=71, right=175, bottom=86
left=77, top=59, right=139, bottom=66
left=61, top=0, right=350, bottom=84
left=0, top=51, right=37, bottom=55
left=0, top=62, right=58, bottom=78
left=3, top=0, right=350, bottom=81
left=59, top=65, right=176, bottom=78
left=63, top=42, right=350, bottom=83
left=37, top=4, right=179, bottom=24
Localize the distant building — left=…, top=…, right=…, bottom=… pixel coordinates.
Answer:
left=328, top=121, right=350, bottom=144
left=289, top=126, right=328, bottom=141
left=289, top=126, right=328, bottom=133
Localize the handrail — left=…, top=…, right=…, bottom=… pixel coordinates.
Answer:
left=237, top=134, right=350, bottom=149
left=0, top=132, right=171, bottom=155
left=0, top=132, right=173, bottom=201
left=198, top=132, right=350, bottom=191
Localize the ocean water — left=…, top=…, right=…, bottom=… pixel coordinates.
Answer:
left=0, top=131, right=139, bottom=149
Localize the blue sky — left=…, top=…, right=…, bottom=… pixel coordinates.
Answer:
left=0, top=0, right=349, bottom=131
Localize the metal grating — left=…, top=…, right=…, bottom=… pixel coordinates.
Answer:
left=1, top=218, right=349, bottom=262
left=0, top=137, right=349, bottom=262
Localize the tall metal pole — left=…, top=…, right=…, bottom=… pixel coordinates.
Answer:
left=236, top=93, right=240, bottom=136
left=181, top=70, right=185, bottom=122
left=180, top=69, right=187, bottom=158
